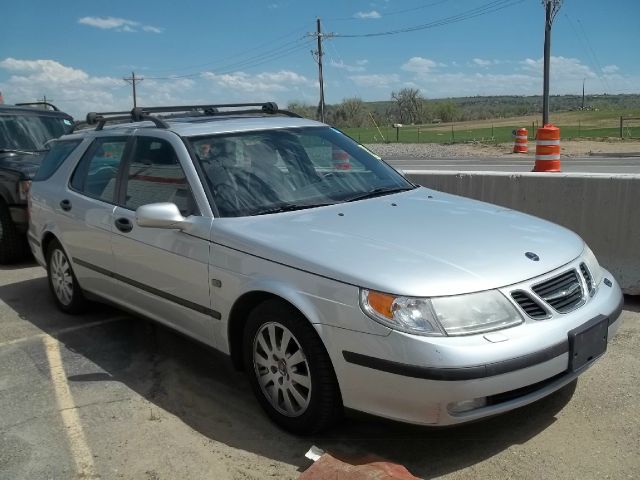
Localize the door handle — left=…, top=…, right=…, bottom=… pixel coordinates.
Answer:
left=114, top=217, right=133, bottom=233
left=60, top=199, right=72, bottom=211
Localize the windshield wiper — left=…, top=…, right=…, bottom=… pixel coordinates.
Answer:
left=0, top=148, right=39, bottom=155
left=344, top=186, right=417, bottom=203
left=251, top=202, right=334, bottom=216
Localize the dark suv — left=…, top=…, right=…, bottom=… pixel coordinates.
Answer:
left=0, top=102, right=73, bottom=262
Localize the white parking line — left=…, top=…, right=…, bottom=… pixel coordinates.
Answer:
left=0, top=317, right=126, bottom=348
left=43, top=334, right=97, bottom=477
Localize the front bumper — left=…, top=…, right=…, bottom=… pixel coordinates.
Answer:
left=317, top=268, right=624, bottom=426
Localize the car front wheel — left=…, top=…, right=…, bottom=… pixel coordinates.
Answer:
left=46, top=239, right=87, bottom=314
left=243, top=299, right=342, bottom=435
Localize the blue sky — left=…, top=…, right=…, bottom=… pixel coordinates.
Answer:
left=1, top=0, right=638, bottom=117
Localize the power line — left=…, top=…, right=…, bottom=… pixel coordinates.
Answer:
left=146, top=38, right=312, bottom=80
left=327, top=0, right=454, bottom=22
left=332, top=0, right=525, bottom=38
left=576, top=17, right=611, bottom=92
left=563, top=14, right=609, bottom=92
left=144, top=23, right=312, bottom=76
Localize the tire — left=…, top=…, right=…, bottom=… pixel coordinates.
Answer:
left=46, top=239, right=88, bottom=314
left=243, top=299, right=343, bottom=435
left=0, top=199, right=29, bottom=264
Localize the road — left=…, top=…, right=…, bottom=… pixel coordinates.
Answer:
left=385, top=155, right=640, bottom=173
left=1, top=264, right=639, bottom=479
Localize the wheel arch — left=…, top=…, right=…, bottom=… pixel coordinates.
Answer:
left=227, top=287, right=323, bottom=371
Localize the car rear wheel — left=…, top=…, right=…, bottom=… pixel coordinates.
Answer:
left=46, top=239, right=87, bottom=314
left=243, top=299, right=342, bottom=435
left=0, top=199, right=29, bottom=264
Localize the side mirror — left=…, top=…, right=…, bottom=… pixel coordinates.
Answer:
left=136, top=203, right=189, bottom=230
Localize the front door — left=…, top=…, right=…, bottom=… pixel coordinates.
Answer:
left=111, top=133, right=215, bottom=344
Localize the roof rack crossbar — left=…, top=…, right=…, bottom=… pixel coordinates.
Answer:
left=188, top=109, right=301, bottom=119
left=84, top=101, right=302, bottom=131
left=15, top=102, right=60, bottom=111
left=86, top=110, right=170, bottom=130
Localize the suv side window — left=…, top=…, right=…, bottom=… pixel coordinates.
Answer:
left=70, top=136, right=128, bottom=203
left=33, top=139, right=82, bottom=181
left=123, top=137, right=198, bottom=216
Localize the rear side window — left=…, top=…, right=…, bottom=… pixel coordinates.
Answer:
left=33, top=140, right=81, bottom=181
left=70, top=137, right=128, bottom=203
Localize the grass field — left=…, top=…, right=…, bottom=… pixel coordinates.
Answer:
left=343, top=110, right=640, bottom=144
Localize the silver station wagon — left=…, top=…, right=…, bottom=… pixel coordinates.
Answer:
left=28, top=103, right=624, bottom=434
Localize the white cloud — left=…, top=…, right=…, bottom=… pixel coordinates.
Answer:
left=346, top=56, right=639, bottom=99
left=330, top=59, right=367, bottom=72
left=354, top=10, right=381, bottom=19
left=349, top=74, right=400, bottom=88
left=473, top=58, right=493, bottom=67
left=202, top=70, right=315, bottom=93
left=401, top=57, right=441, bottom=74
left=78, top=16, right=163, bottom=33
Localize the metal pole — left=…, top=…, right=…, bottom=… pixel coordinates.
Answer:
left=582, top=78, right=585, bottom=110
left=542, top=0, right=552, bottom=125
left=316, top=18, right=326, bottom=123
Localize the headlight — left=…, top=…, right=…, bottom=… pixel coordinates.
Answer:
left=360, top=289, right=523, bottom=336
left=582, top=245, right=604, bottom=290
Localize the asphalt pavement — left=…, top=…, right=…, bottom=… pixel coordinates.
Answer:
left=385, top=156, right=640, bottom=173
left=1, top=263, right=639, bottom=479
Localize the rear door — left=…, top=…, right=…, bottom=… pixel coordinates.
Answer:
left=111, top=132, right=215, bottom=344
left=58, top=135, right=130, bottom=294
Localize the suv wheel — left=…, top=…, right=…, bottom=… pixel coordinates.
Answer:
left=46, top=239, right=87, bottom=313
left=243, top=299, right=342, bottom=435
left=0, top=199, right=29, bottom=264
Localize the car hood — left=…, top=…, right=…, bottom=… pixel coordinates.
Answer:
left=211, top=187, right=584, bottom=297
left=0, top=152, right=43, bottom=178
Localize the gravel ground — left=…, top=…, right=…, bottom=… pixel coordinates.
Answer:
left=366, top=140, right=640, bottom=159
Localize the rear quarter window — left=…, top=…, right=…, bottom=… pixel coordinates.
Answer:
left=33, top=139, right=82, bottom=181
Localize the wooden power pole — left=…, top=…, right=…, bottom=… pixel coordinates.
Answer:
left=308, top=18, right=333, bottom=123
left=123, top=71, right=144, bottom=108
left=542, top=0, right=562, bottom=125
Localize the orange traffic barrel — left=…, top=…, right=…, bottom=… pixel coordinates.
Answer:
left=512, top=128, right=528, bottom=153
left=332, top=147, right=351, bottom=170
left=533, top=124, right=561, bottom=172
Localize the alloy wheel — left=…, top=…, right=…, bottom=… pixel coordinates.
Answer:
left=50, top=249, right=73, bottom=306
left=252, top=321, right=312, bottom=417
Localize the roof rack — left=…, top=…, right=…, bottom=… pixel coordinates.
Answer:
left=84, top=102, right=301, bottom=131
left=15, top=101, right=61, bottom=112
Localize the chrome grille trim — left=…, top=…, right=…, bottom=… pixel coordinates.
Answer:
left=580, top=263, right=595, bottom=295
left=531, top=269, right=585, bottom=313
left=511, top=290, right=550, bottom=319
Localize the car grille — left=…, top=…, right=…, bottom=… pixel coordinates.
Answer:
left=511, top=291, right=548, bottom=319
left=580, top=263, right=594, bottom=294
left=532, top=269, right=584, bottom=313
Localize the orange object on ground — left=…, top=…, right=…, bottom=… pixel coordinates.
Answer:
left=534, top=124, right=561, bottom=172
left=512, top=128, right=528, bottom=153
left=299, top=453, right=418, bottom=480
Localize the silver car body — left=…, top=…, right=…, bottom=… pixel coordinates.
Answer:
left=28, top=115, right=624, bottom=426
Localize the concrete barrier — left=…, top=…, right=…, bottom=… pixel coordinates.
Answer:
left=405, top=170, right=640, bottom=295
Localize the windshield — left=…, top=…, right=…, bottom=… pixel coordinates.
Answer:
left=0, top=113, right=71, bottom=152
left=187, top=127, right=413, bottom=217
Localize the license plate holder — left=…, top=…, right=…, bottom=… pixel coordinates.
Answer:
left=568, top=316, right=609, bottom=372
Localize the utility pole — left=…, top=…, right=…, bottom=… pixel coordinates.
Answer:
left=307, top=18, right=333, bottom=123
left=38, top=95, right=52, bottom=108
left=123, top=71, right=143, bottom=108
left=581, top=78, right=585, bottom=110
left=542, top=0, right=562, bottom=125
